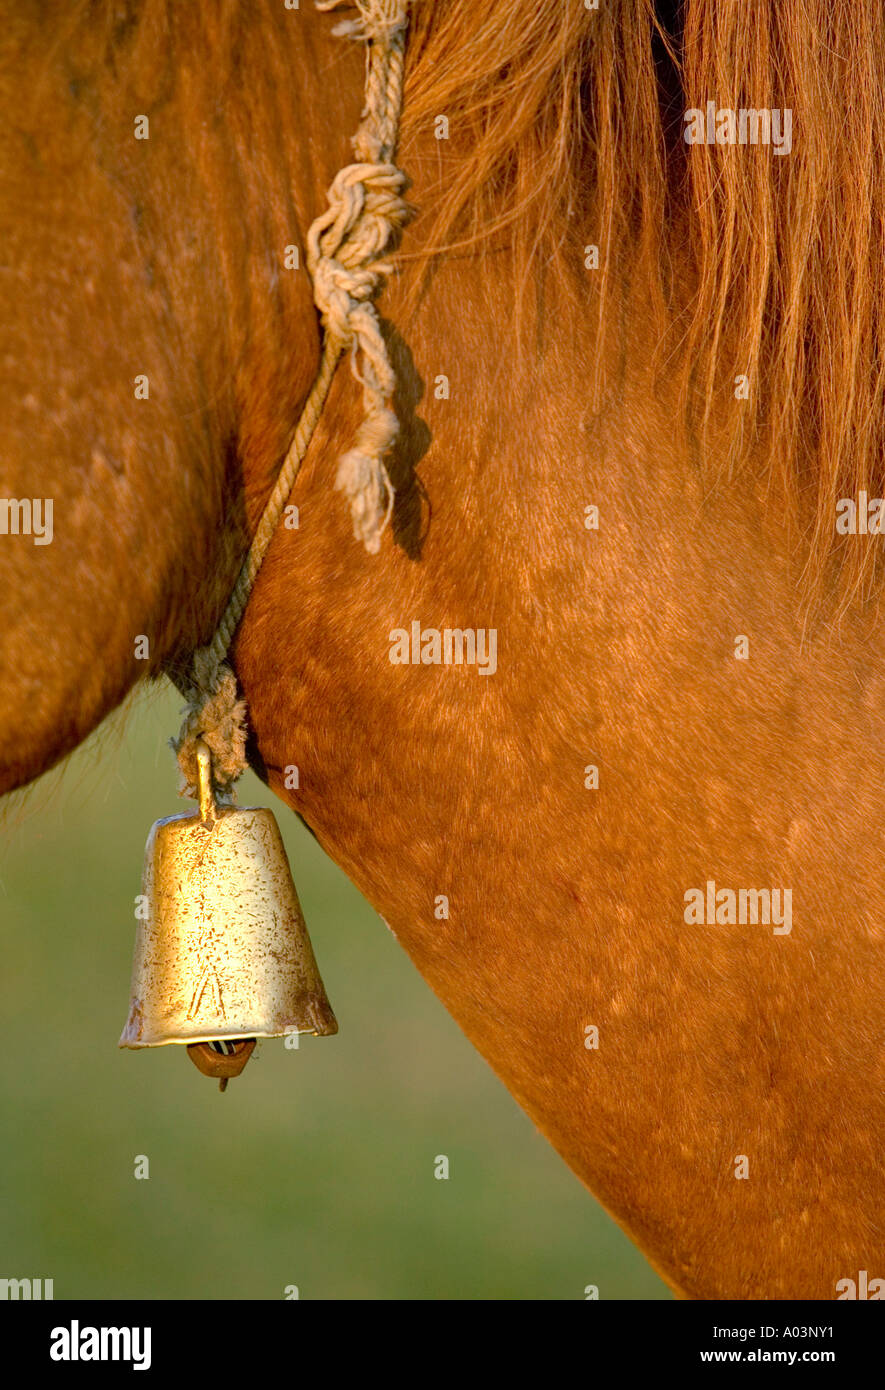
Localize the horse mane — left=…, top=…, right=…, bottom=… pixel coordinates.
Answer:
left=402, top=0, right=885, bottom=602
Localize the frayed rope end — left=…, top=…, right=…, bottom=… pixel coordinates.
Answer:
left=334, top=394, right=397, bottom=551
left=335, top=448, right=395, bottom=553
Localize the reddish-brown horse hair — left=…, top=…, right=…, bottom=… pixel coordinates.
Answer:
left=402, top=0, right=885, bottom=606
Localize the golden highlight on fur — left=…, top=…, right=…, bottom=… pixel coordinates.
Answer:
left=403, top=0, right=885, bottom=601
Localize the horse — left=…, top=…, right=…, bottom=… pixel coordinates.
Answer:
left=2, top=0, right=883, bottom=1300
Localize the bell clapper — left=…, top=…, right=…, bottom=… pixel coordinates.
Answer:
left=187, top=1037, right=256, bottom=1090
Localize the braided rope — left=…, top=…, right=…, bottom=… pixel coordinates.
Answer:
left=171, top=0, right=411, bottom=799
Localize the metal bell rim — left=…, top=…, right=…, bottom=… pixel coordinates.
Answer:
left=120, top=1024, right=334, bottom=1050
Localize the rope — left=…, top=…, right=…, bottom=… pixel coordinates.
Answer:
left=171, top=0, right=411, bottom=799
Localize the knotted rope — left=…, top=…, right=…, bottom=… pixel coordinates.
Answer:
left=171, top=0, right=411, bottom=799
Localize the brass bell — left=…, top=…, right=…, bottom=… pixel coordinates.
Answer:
left=119, top=741, right=337, bottom=1087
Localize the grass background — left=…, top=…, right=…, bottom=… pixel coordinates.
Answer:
left=0, top=684, right=670, bottom=1300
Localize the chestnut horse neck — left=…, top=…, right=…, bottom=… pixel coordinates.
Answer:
left=235, top=1, right=885, bottom=1300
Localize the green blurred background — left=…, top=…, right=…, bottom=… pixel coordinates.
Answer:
left=0, top=683, right=670, bottom=1300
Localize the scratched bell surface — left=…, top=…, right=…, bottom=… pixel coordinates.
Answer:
left=119, top=805, right=338, bottom=1047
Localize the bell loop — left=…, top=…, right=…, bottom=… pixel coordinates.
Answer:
left=195, top=740, right=217, bottom=825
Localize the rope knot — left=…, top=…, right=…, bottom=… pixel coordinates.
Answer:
left=307, top=0, right=412, bottom=555
left=171, top=649, right=248, bottom=800
left=317, top=0, right=409, bottom=44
